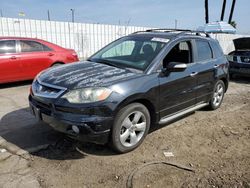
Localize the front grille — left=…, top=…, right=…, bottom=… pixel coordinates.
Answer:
left=240, top=56, right=250, bottom=63
left=32, top=80, right=67, bottom=98
left=37, top=101, right=52, bottom=115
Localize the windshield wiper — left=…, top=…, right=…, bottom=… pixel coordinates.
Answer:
left=87, top=58, right=94, bottom=62
left=92, top=58, right=123, bottom=69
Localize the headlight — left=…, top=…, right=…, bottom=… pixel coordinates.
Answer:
left=61, top=87, right=112, bottom=103
left=227, top=55, right=233, bottom=62
left=33, top=70, right=45, bottom=82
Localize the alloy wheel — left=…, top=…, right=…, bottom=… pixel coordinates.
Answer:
left=119, top=111, right=147, bottom=147
left=212, top=82, right=224, bottom=107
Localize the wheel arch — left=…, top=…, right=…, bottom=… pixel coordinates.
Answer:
left=220, top=76, right=228, bottom=92
left=115, top=96, right=157, bottom=128
left=51, top=61, right=65, bottom=67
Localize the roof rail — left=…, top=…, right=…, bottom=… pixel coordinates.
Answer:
left=176, top=30, right=211, bottom=38
left=133, top=28, right=211, bottom=38
left=145, top=28, right=191, bottom=32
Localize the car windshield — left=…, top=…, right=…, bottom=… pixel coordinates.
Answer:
left=89, top=36, right=168, bottom=71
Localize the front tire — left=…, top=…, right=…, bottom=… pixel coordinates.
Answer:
left=111, top=103, right=150, bottom=153
left=51, top=63, right=63, bottom=67
left=208, top=80, right=225, bottom=110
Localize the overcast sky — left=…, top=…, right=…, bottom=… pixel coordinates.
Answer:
left=0, top=0, right=249, bottom=34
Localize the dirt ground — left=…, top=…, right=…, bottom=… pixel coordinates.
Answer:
left=1, top=78, right=250, bottom=188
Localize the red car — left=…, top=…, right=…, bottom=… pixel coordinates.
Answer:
left=0, top=37, right=79, bottom=84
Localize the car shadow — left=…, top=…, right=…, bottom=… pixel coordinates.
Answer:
left=0, top=107, right=116, bottom=160
left=149, top=112, right=194, bottom=133
left=1, top=108, right=202, bottom=160
left=0, top=80, right=33, bottom=89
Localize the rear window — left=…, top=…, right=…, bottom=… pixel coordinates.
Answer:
left=196, top=40, right=213, bottom=61
left=20, top=40, right=51, bottom=52
left=228, top=50, right=250, bottom=63
left=0, top=40, right=16, bottom=54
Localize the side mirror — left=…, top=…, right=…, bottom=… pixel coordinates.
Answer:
left=166, top=62, right=187, bottom=72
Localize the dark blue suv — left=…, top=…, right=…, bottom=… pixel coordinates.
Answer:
left=29, top=29, right=229, bottom=153
left=228, top=37, right=250, bottom=78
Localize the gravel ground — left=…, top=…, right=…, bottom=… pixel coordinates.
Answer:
left=0, top=78, right=250, bottom=188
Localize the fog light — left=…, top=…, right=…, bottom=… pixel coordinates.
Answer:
left=72, top=125, right=80, bottom=134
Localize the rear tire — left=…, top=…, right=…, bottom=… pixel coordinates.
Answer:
left=111, top=103, right=150, bottom=153
left=208, top=80, right=225, bottom=110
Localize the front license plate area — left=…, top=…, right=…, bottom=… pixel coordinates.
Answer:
left=30, top=104, right=42, bottom=121
left=239, top=68, right=250, bottom=74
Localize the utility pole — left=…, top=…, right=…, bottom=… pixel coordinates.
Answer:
left=125, top=18, right=131, bottom=27
left=0, top=9, right=3, bottom=17
left=175, top=19, right=178, bottom=29
left=124, top=18, right=131, bottom=35
left=205, top=0, right=209, bottom=23
left=228, top=0, right=236, bottom=24
left=220, top=0, right=227, bottom=21
left=70, top=9, right=75, bottom=23
left=47, top=10, right=50, bottom=21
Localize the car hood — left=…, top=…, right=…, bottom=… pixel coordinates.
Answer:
left=38, top=61, right=141, bottom=90
left=233, top=37, right=250, bottom=50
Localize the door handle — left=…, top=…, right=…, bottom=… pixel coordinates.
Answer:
left=48, top=53, right=54, bottom=56
left=214, top=64, right=219, bottom=68
left=190, top=72, right=198, bottom=77
left=10, top=56, right=17, bottom=60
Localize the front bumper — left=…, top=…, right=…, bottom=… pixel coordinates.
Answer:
left=29, top=95, right=113, bottom=144
left=229, top=61, right=250, bottom=76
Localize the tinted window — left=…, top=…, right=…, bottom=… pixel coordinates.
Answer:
left=0, top=40, right=16, bottom=54
left=227, top=50, right=250, bottom=63
left=20, top=40, right=51, bottom=52
left=210, top=41, right=224, bottom=58
left=42, top=44, right=51, bottom=51
left=139, top=42, right=159, bottom=54
left=196, top=40, right=212, bottom=61
left=163, top=41, right=192, bottom=67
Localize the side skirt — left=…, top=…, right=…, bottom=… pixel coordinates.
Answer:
left=159, top=103, right=208, bottom=125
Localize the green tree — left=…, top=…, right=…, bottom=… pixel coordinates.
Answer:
left=230, top=21, right=237, bottom=28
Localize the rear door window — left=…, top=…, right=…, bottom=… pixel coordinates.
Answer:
left=0, top=40, right=16, bottom=54
left=20, top=40, right=51, bottom=52
left=196, top=40, right=213, bottom=61
left=210, top=41, right=224, bottom=58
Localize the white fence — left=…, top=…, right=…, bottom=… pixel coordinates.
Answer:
left=211, top=33, right=248, bottom=54
left=0, top=17, right=149, bottom=59
left=0, top=17, right=249, bottom=58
